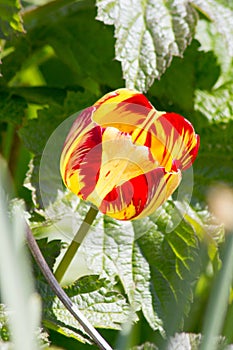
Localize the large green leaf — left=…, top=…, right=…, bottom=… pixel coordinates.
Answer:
left=31, top=184, right=223, bottom=335
left=96, top=0, right=197, bottom=92
left=133, top=202, right=200, bottom=332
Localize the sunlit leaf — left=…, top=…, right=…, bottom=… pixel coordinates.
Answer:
left=38, top=275, right=134, bottom=342
left=192, top=0, right=233, bottom=56
left=96, top=0, right=197, bottom=92
left=195, top=83, right=233, bottom=123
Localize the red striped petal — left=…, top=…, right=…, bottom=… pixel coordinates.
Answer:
left=62, top=125, right=103, bottom=199
left=99, top=167, right=181, bottom=220
left=92, top=88, right=155, bottom=135
left=155, top=112, right=200, bottom=170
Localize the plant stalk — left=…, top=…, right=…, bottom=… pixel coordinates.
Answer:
left=26, top=224, right=113, bottom=350
left=55, top=206, right=98, bottom=283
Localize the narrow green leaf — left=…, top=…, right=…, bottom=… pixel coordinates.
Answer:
left=96, top=0, right=197, bottom=91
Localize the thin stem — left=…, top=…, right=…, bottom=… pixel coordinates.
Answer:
left=26, top=224, right=113, bottom=350
left=55, top=206, right=98, bottom=283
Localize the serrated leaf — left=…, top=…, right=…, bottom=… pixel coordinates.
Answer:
left=38, top=275, right=133, bottom=343
left=37, top=238, right=62, bottom=271
left=195, top=83, right=233, bottom=123
left=192, top=0, right=233, bottom=56
left=132, top=244, right=164, bottom=333
left=96, top=0, right=197, bottom=91
left=174, top=201, right=224, bottom=265
left=132, top=201, right=202, bottom=331
left=167, top=332, right=232, bottom=350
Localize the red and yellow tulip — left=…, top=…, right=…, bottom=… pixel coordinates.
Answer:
left=60, top=88, right=199, bottom=220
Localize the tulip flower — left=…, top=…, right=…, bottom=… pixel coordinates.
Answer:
left=60, top=88, right=199, bottom=221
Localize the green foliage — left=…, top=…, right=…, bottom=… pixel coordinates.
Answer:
left=0, top=0, right=24, bottom=39
left=31, top=191, right=222, bottom=340
left=0, top=91, right=27, bottom=124
left=39, top=275, right=133, bottom=343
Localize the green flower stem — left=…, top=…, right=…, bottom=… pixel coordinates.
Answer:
left=55, top=206, right=98, bottom=283
left=26, top=224, right=113, bottom=350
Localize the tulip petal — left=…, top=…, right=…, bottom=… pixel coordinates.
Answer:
left=92, top=88, right=174, bottom=169
left=98, top=167, right=181, bottom=220
left=86, top=126, right=158, bottom=207
left=61, top=106, right=96, bottom=177
left=61, top=125, right=103, bottom=199
left=92, top=88, right=156, bottom=135
left=154, top=112, right=200, bottom=170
